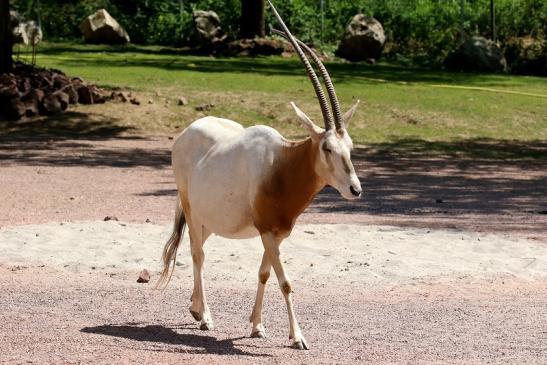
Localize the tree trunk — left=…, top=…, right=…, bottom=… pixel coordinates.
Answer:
left=490, top=0, right=496, bottom=42
left=240, top=0, right=265, bottom=39
left=0, top=0, right=13, bottom=74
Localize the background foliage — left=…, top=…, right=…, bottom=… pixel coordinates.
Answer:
left=11, top=0, right=547, bottom=66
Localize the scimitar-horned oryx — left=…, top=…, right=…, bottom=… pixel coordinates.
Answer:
left=157, top=1, right=362, bottom=350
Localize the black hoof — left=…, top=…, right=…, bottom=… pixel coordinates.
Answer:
left=292, top=340, right=309, bottom=350
left=200, top=322, right=213, bottom=331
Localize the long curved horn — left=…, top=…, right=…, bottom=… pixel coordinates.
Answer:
left=268, top=1, right=334, bottom=130
left=272, top=29, right=345, bottom=131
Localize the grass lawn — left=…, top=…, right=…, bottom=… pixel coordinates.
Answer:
left=13, top=42, right=547, bottom=158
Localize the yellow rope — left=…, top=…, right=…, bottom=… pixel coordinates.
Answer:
left=357, top=76, right=547, bottom=99
left=431, top=84, right=547, bottom=99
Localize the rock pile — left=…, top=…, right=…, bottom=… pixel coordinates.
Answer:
left=0, top=62, right=109, bottom=121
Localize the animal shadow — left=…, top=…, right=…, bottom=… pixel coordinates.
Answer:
left=81, top=323, right=271, bottom=357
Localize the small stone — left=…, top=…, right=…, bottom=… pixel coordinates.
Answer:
left=148, top=99, right=153, bottom=104
left=137, top=269, right=150, bottom=283
left=436, top=199, right=443, bottom=203
left=104, top=216, right=119, bottom=221
left=195, top=103, right=214, bottom=111
left=145, top=218, right=151, bottom=223
left=130, top=97, right=140, bottom=105
left=177, top=96, right=188, bottom=105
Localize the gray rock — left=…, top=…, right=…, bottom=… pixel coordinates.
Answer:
left=336, top=14, right=385, bottom=62
left=61, top=84, right=79, bottom=104
left=11, top=11, right=28, bottom=45
left=40, top=93, right=62, bottom=115
left=446, top=36, right=507, bottom=73
left=80, top=9, right=130, bottom=44
left=193, top=10, right=225, bottom=44
left=53, top=91, right=70, bottom=111
left=137, top=269, right=150, bottom=283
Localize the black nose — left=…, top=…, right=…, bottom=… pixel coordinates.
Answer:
left=350, top=186, right=362, bottom=197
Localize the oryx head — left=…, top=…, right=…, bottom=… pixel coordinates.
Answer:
left=269, top=1, right=362, bottom=200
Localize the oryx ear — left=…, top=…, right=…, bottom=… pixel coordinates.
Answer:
left=342, top=100, right=360, bottom=129
left=291, top=102, right=324, bottom=138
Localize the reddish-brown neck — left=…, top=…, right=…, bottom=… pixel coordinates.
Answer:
left=253, top=138, right=325, bottom=236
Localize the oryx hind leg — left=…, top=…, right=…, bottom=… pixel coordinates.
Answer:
left=187, top=220, right=213, bottom=330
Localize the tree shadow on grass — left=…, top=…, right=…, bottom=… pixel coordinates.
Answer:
left=39, top=43, right=197, bottom=57
left=41, top=46, right=541, bottom=89
left=81, top=324, right=271, bottom=357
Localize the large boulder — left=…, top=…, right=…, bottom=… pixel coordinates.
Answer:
left=336, top=14, right=385, bottom=62
left=10, top=10, right=28, bottom=45
left=80, top=9, right=130, bottom=44
left=446, top=36, right=507, bottom=73
left=192, top=10, right=226, bottom=44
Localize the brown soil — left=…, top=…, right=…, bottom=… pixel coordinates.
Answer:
left=1, top=135, right=545, bottom=236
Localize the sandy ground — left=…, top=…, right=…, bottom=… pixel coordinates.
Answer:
left=1, top=135, right=547, bottom=364
left=1, top=222, right=546, bottom=364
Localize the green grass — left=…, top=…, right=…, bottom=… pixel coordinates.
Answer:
left=17, top=42, right=547, bottom=157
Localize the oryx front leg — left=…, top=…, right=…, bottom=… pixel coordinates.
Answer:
left=261, top=232, right=309, bottom=350
left=188, top=223, right=213, bottom=330
left=249, top=252, right=271, bottom=338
